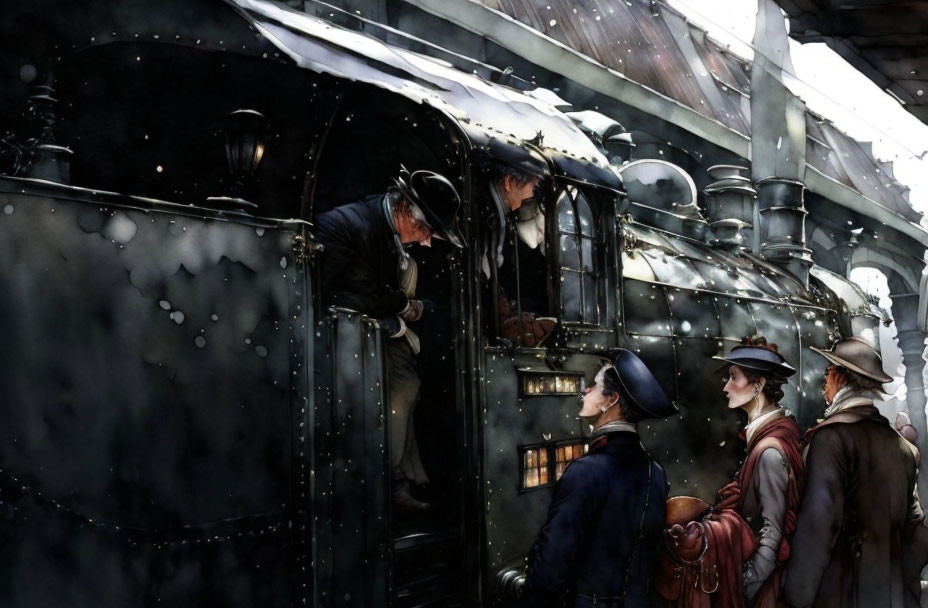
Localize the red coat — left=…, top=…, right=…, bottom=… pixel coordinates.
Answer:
left=716, top=416, right=805, bottom=607
left=655, top=415, right=804, bottom=608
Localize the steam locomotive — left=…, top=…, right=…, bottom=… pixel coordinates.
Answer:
left=0, top=0, right=877, bottom=606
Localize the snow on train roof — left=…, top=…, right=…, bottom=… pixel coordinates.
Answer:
left=471, top=0, right=922, bottom=224
left=226, top=0, right=620, bottom=189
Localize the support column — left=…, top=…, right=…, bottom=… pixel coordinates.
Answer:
left=890, top=293, right=928, bottom=504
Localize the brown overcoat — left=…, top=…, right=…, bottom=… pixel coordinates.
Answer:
left=784, top=406, right=923, bottom=608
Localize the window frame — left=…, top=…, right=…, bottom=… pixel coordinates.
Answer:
left=554, top=185, right=608, bottom=327
left=517, top=438, right=588, bottom=493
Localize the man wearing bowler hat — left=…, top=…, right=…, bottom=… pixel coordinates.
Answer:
left=520, top=350, right=676, bottom=608
left=784, top=337, right=927, bottom=608
left=315, top=168, right=464, bottom=512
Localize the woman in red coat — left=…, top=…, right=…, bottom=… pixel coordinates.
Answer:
left=713, top=337, right=806, bottom=607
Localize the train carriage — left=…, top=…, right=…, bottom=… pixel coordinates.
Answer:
left=0, top=0, right=880, bottom=606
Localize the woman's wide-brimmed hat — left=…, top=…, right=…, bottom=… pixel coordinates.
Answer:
left=610, top=349, right=678, bottom=420
left=391, top=169, right=465, bottom=249
left=713, top=345, right=796, bottom=377
left=811, top=336, right=892, bottom=384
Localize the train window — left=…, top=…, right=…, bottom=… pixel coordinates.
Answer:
left=557, top=187, right=601, bottom=324
left=519, top=440, right=587, bottom=490
left=554, top=442, right=586, bottom=480
left=491, top=183, right=553, bottom=348
left=518, top=369, right=584, bottom=396
left=521, top=446, right=550, bottom=489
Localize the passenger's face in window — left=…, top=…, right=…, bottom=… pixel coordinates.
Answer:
left=501, top=175, right=540, bottom=212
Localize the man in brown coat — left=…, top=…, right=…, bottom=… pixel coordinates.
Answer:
left=784, top=337, right=926, bottom=608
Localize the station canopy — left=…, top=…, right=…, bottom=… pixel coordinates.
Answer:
left=775, top=0, right=928, bottom=126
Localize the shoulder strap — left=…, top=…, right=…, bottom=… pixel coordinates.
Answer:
left=622, top=458, right=654, bottom=601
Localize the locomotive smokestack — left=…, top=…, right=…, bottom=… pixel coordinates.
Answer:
left=703, top=165, right=755, bottom=253
left=750, top=0, right=812, bottom=286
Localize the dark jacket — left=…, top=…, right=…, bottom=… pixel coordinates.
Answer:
left=521, top=431, right=668, bottom=608
left=314, top=195, right=408, bottom=319
left=784, top=406, right=923, bottom=608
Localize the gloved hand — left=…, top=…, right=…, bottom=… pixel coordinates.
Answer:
left=399, top=299, right=424, bottom=322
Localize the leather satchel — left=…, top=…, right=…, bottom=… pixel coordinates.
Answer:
left=653, top=498, right=756, bottom=608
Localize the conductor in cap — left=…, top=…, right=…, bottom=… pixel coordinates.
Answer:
left=521, top=349, right=675, bottom=608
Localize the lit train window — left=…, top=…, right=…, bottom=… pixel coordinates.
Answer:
left=522, top=446, right=549, bottom=489
left=518, top=369, right=584, bottom=396
left=555, top=442, right=586, bottom=480
left=520, top=441, right=587, bottom=490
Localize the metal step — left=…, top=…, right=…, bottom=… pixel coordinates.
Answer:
left=392, top=528, right=465, bottom=608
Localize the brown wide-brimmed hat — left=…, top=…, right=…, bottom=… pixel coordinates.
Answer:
left=811, top=336, right=892, bottom=384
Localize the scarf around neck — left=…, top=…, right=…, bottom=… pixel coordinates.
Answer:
left=822, top=385, right=881, bottom=419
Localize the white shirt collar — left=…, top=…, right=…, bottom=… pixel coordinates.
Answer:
left=744, top=407, right=783, bottom=445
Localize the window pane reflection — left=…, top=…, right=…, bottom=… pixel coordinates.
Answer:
left=560, top=270, right=581, bottom=318
left=556, top=187, right=602, bottom=325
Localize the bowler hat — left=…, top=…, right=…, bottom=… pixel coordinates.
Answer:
left=392, top=169, right=465, bottom=249
left=713, top=345, right=796, bottom=377
left=811, top=337, right=892, bottom=384
left=610, top=349, right=677, bottom=420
